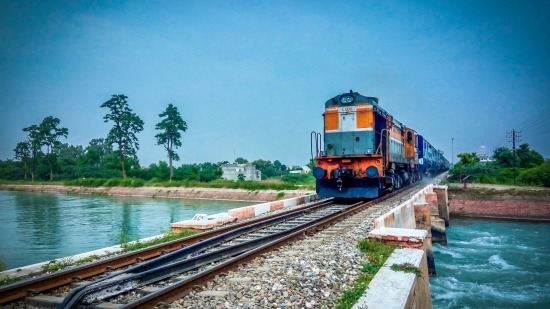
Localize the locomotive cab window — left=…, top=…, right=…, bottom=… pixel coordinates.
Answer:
left=407, top=131, right=413, bottom=144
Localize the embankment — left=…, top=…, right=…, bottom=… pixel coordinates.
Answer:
left=449, top=185, right=550, bottom=221
left=0, top=184, right=313, bottom=202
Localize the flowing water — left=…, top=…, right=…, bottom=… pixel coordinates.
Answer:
left=0, top=190, right=254, bottom=269
left=430, top=217, right=550, bottom=308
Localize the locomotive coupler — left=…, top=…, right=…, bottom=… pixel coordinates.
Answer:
left=336, top=178, right=343, bottom=191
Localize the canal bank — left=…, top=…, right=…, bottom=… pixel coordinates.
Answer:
left=0, top=184, right=314, bottom=202
left=448, top=184, right=550, bottom=221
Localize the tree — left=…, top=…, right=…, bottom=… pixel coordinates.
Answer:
left=493, top=147, right=515, bottom=168
left=456, top=152, right=479, bottom=166
left=234, top=157, right=248, bottom=164
left=22, top=124, right=42, bottom=181
left=237, top=173, right=246, bottom=181
left=13, top=141, right=31, bottom=179
left=38, top=116, right=68, bottom=180
left=155, top=103, right=187, bottom=181
left=101, top=94, right=144, bottom=179
left=307, top=158, right=316, bottom=170
left=516, top=144, right=544, bottom=168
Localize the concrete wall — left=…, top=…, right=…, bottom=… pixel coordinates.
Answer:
left=221, top=164, right=261, bottom=181
left=358, top=184, right=451, bottom=308
left=352, top=248, right=432, bottom=309
left=374, top=184, right=434, bottom=229
left=227, top=194, right=317, bottom=220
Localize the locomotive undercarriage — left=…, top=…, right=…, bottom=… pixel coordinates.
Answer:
left=315, top=163, right=420, bottom=199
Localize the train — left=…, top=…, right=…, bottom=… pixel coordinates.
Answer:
left=311, top=90, right=449, bottom=199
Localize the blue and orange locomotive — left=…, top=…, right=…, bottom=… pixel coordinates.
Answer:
left=311, top=90, right=449, bottom=199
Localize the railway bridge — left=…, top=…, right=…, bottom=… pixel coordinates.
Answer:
left=0, top=182, right=450, bottom=308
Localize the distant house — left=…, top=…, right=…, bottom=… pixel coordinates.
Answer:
left=221, top=164, right=262, bottom=181
left=289, top=165, right=311, bottom=175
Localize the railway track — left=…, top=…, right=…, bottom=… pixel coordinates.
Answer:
left=0, top=199, right=333, bottom=305
left=1, top=185, right=413, bottom=308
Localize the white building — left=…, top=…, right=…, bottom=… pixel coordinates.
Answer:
left=221, top=164, right=262, bottom=181
left=289, top=165, right=312, bottom=175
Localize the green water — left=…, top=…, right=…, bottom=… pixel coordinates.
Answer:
left=0, top=190, right=253, bottom=270
left=430, top=217, right=550, bottom=308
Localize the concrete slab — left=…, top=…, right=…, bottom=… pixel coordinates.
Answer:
left=228, top=277, right=252, bottom=284
left=197, top=290, right=231, bottom=298
left=26, top=295, right=63, bottom=309
left=170, top=213, right=237, bottom=231
left=352, top=248, right=427, bottom=309
left=89, top=302, right=122, bottom=309
left=369, top=227, right=427, bottom=239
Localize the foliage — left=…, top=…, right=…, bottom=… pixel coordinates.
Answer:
left=13, top=141, right=31, bottom=179
left=390, top=263, right=422, bottom=277
left=22, top=123, right=42, bottom=181
left=275, top=192, right=285, bottom=199
left=41, top=258, right=74, bottom=272
left=281, top=173, right=315, bottom=184
left=518, top=159, right=550, bottom=187
left=251, top=159, right=288, bottom=179
left=101, top=94, right=144, bottom=179
left=237, top=173, right=246, bottom=181
left=456, top=152, right=480, bottom=166
left=0, top=275, right=19, bottom=287
left=121, top=229, right=196, bottom=252
left=335, top=239, right=396, bottom=309
left=155, top=103, right=187, bottom=181
left=448, top=144, right=548, bottom=187
left=234, top=157, right=248, bottom=164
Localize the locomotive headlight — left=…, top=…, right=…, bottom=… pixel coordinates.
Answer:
left=366, top=148, right=372, bottom=154
left=312, top=167, right=327, bottom=179
left=366, top=166, right=379, bottom=178
left=320, top=151, right=327, bottom=156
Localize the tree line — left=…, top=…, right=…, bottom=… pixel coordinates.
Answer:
left=4, top=94, right=187, bottom=182
left=1, top=94, right=306, bottom=183
left=449, top=144, right=549, bottom=187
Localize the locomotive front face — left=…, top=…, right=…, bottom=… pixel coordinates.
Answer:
left=314, top=92, right=386, bottom=198
left=323, top=93, right=377, bottom=157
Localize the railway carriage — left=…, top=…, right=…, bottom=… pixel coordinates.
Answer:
left=312, top=90, right=447, bottom=199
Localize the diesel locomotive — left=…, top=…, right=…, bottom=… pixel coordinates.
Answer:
left=311, top=90, right=449, bottom=199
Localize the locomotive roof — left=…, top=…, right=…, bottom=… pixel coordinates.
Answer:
left=325, top=90, right=406, bottom=128
left=324, top=90, right=382, bottom=109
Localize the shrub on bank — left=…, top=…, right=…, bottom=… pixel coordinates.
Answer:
left=60, top=177, right=314, bottom=190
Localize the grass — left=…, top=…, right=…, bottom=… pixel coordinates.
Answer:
left=448, top=186, right=550, bottom=198
left=120, top=229, right=196, bottom=252
left=275, top=192, right=285, bottom=200
left=3, top=177, right=317, bottom=191
left=59, top=178, right=315, bottom=191
left=335, top=239, right=397, bottom=309
left=0, top=229, right=197, bottom=287
left=0, top=275, right=18, bottom=287
left=391, top=263, right=422, bottom=277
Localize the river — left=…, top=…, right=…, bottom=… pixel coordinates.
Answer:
left=430, top=217, right=550, bottom=308
left=0, top=190, right=253, bottom=270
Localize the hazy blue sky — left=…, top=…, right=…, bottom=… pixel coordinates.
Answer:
left=1, top=0, right=549, bottom=166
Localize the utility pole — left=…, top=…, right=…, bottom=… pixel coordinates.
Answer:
left=507, top=129, right=521, bottom=185
left=451, top=137, right=454, bottom=166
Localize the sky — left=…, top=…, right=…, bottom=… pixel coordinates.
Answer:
left=1, top=0, right=549, bottom=167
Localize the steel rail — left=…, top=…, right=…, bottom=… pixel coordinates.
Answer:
left=122, top=190, right=404, bottom=308
left=0, top=198, right=332, bottom=305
